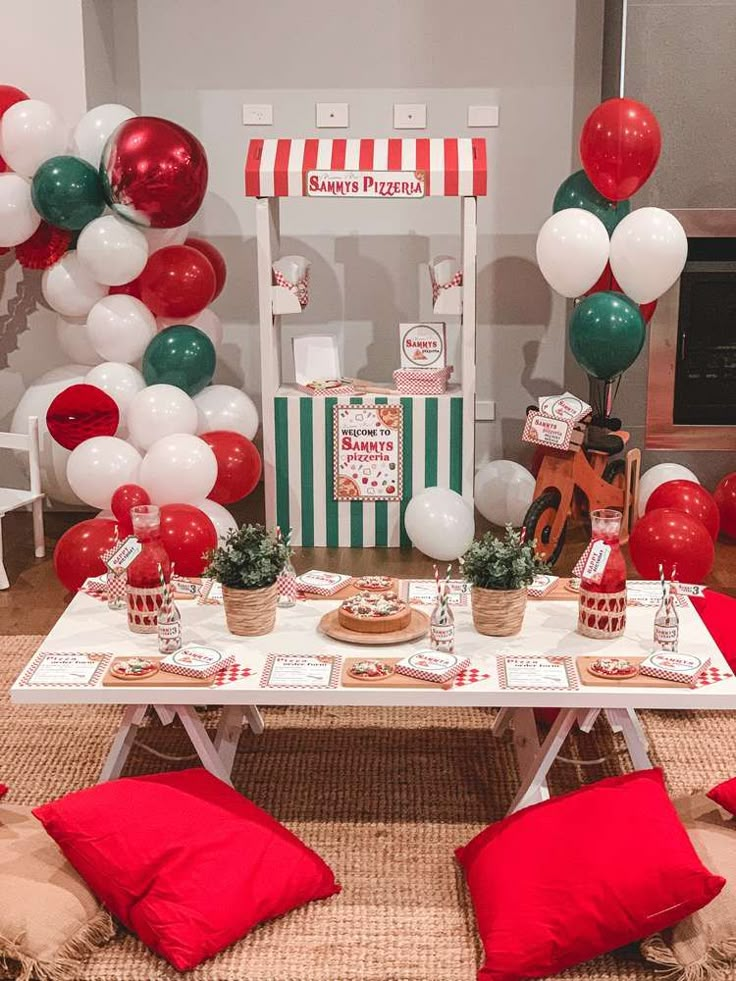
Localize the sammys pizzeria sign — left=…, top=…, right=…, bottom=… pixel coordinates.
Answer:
left=306, top=170, right=425, bottom=198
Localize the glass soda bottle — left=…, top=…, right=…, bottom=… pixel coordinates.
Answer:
left=127, top=505, right=171, bottom=634
left=430, top=599, right=455, bottom=653
left=654, top=583, right=679, bottom=651
left=277, top=556, right=298, bottom=608
left=577, top=508, right=627, bottom=639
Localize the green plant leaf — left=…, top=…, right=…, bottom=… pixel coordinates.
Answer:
left=203, top=524, right=288, bottom=590
left=460, top=525, right=548, bottom=590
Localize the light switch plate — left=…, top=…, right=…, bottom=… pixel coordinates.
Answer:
left=394, top=103, right=426, bottom=129
left=316, top=102, right=349, bottom=128
left=467, top=105, right=499, bottom=128
left=475, top=400, right=496, bottom=422
left=242, top=104, right=273, bottom=126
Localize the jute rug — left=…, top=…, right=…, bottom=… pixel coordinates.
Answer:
left=2, top=635, right=735, bottom=981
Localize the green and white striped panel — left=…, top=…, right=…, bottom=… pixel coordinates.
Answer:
left=274, top=393, right=463, bottom=547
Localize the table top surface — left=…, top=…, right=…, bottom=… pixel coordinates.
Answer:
left=10, top=587, right=736, bottom=710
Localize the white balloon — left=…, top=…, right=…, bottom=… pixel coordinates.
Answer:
left=10, top=364, right=88, bottom=504
left=0, top=100, right=67, bottom=177
left=0, top=172, right=41, bottom=247
left=404, top=487, right=475, bottom=561
left=610, top=207, right=688, bottom=304
left=144, top=223, right=190, bottom=253
left=638, top=463, right=700, bottom=517
left=193, top=384, right=258, bottom=438
left=56, top=315, right=103, bottom=366
left=127, top=384, right=198, bottom=451
left=195, top=499, right=238, bottom=542
left=158, top=307, right=223, bottom=350
left=66, top=436, right=141, bottom=510
left=86, top=295, right=156, bottom=363
left=42, top=253, right=108, bottom=318
left=76, top=214, right=148, bottom=286
left=139, top=434, right=217, bottom=505
left=85, top=362, right=146, bottom=423
left=72, top=103, right=135, bottom=167
left=475, top=460, right=536, bottom=527
left=536, top=208, right=610, bottom=298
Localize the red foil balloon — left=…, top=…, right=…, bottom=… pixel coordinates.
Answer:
left=200, top=430, right=262, bottom=504
left=645, top=480, right=720, bottom=542
left=580, top=98, right=662, bottom=202
left=138, top=245, right=216, bottom=319
left=0, top=84, right=28, bottom=173
left=54, top=518, right=118, bottom=593
left=111, top=484, right=151, bottom=536
left=100, top=116, right=208, bottom=228
left=714, top=473, right=736, bottom=539
left=629, top=508, right=714, bottom=582
left=15, top=221, right=73, bottom=269
left=185, top=237, right=227, bottom=299
left=46, top=383, right=119, bottom=450
left=159, top=503, right=217, bottom=576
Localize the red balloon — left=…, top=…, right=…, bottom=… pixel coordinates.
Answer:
left=111, top=484, right=151, bottom=536
left=0, top=85, right=28, bottom=173
left=586, top=262, right=621, bottom=296
left=46, top=384, right=119, bottom=450
left=629, top=509, right=714, bottom=582
left=645, top=480, right=720, bottom=542
left=15, top=221, right=73, bottom=269
left=714, top=473, right=736, bottom=539
left=109, top=275, right=142, bottom=299
left=159, top=503, right=217, bottom=576
left=185, top=237, right=226, bottom=299
left=138, top=245, right=216, bottom=319
left=200, top=430, right=262, bottom=504
left=640, top=299, right=657, bottom=324
left=580, top=98, right=662, bottom=202
left=100, top=116, right=208, bottom=228
left=54, top=518, right=118, bottom=593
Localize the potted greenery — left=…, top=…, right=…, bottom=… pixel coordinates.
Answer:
left=204, top=524, right=288, bottom=636
left=461, top=526, right=547, bottom=636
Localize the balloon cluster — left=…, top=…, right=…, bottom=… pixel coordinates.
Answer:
left=629, top=464, right=716, bottom=582
left=537, top=98, right=687, bottom=388
left=0, top=85, right=262, bottom=591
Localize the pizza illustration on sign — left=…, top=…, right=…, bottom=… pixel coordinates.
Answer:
left=333, top=404, right=403, bottom=502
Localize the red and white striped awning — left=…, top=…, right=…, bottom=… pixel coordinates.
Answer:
left=245, top=138, right=487, bottom=197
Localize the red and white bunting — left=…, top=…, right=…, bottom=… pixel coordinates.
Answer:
left=245, top=138, right=487, bottom=198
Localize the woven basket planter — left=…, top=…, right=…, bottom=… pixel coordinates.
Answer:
left=577, top=586, right=627, bottom=639
left=471, top=586, right=527, bottom=637
left=223, top=583, right=278, bottom=636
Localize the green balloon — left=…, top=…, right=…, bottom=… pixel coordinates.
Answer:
left=142, top=325, right=216, bottom=396
left=553, top=169, right=630, bottom=235
left=569, top=291, right=645, bottom=381
left=31, top=155, right=105, bottom=231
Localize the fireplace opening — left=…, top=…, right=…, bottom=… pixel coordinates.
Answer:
left=673, top=237, right=736, bottom=425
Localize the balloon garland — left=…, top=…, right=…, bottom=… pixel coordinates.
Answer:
left=0, top=84, right=261, bottom=589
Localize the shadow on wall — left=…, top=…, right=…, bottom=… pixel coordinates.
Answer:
left=0, top=253, right=41, bottom=372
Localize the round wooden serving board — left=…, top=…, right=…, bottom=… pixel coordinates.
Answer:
left=318, top=608, right=429, bottom=646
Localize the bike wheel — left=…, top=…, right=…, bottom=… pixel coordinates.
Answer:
left=602, top=458, right=626, bottom=492
left=523, top=489, right=567, bottom=567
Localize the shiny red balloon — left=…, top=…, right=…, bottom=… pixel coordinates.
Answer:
left=46, top=384, right=119, bottom=450
left=200, top=430, right=262, bottom=504
left=0, top=85, right=28, bottom=173
left=580, top=98, right=662, bottom=202
left=54, top=518, right=118, bottom=593
left=138, top=245, right=216, bottom=319
left=185, top=237, right=226, bottom=299
left=109, top=275, right=142, bottom=299
left=100, top=116, right=208, bottom=228
left=586, top=262, right=621, bottom=296
left=645, top=480, right=720, bottom=542
left=111, top=484, right=151, bottom=536
left=714, top=473, right=736, bottom=539
left=629, top=508, right=714, bottom=582
left=159, top=503, right=217, bottom=576
left=640, top=299, right=657, bottom=324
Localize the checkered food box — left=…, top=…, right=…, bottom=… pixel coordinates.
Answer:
left=394, top=650, right=470, bottom=684
left=393, top=366, right=452, bottom=395
left=159, top=646, right=235, bottom=679
left=296, top=570, right=353, bottom=596
left=639, top=651, right=711, bottom=687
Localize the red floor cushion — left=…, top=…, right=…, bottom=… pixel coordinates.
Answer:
left=456, top=770, right=724, bottom=981
left=707, top=776, right=736, bottom=816
left=33, top=768, right=341, bottom=971
left=0, top=784, right=7, bottom=800
left=691, top=590, right=736, bottom=671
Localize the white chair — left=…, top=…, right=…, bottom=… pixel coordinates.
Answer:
left=0, top=415, right=45, bottom=589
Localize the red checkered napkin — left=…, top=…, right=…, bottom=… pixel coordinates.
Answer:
left=212, top=664, right=254, bottom=687
left=694, top=665, right=734, bottom=688
left=453, top=666, right=492, bottom=688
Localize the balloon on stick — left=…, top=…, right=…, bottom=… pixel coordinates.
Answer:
left=404, top=487, right=475, bottom=561
left=609, top=207, right=688, bottom=304
left=536, top=208, right=610, bottom=298
left=579, top=98, right=661, bottom=201
left=53, top=517, right=119, bottom=593
left=645, top=480, right=719, bottom=542
left=552, top=169, right=630, bottom=235
left=31, top=155, right=105, bottom=231
left=629, top=508, right=714, bottom=583
left=568, top=291, right=645, bottom=380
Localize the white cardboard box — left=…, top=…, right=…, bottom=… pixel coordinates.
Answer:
left=399, top=322, right=447, bottom=369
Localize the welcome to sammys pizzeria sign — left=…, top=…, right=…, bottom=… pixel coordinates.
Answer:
left=307, top=170, right=425, bottom=198
left=333, top=404, right=403, bottom=501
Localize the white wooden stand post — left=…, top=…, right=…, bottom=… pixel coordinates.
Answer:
left=256, top=196, right=281, bottom=532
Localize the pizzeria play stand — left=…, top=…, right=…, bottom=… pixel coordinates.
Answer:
left=246, top=137, right=487, bottom=546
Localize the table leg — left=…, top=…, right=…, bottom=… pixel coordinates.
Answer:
left=98, top=704, right=149, bottom=783
left=174, top=705, right=233, bottom=785
left=607, top=707, right=653, bottom=771
left=214, top=706, right=246, bottom=777
left=491, top=706, right=515, bottom=738
left=508, top=708, right=579, bottom=814
left=244, top=705, right=265, bottom=735
left=509, top=708, right=552, bottom=809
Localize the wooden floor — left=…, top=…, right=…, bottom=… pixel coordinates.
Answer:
left=2, top=487, right=736, bottom=635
